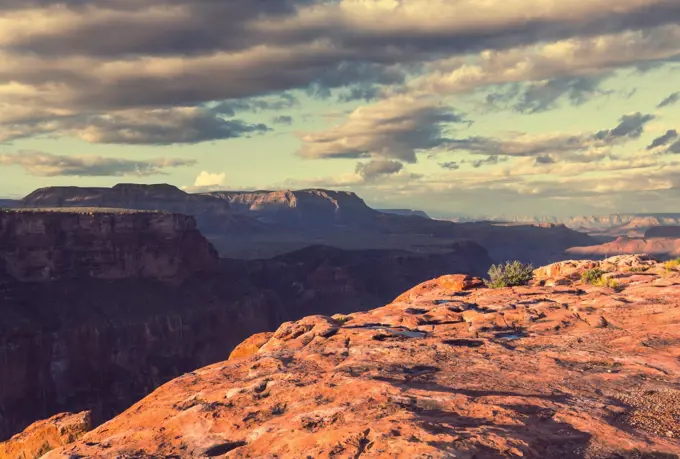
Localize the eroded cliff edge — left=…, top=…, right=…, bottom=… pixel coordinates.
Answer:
left=0, top=209, right=283, bottom=442
left=0, top=209, right=492, bottom=444
left=40, top=255, right=680, bottom=458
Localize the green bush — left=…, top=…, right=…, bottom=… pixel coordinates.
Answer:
left=581, top=268, right=605, bottom=285
left=664, top=257, right=680, bottom=271
left=581, top=268, right=623, bottom=291
left=484, top=261, right=534, bottom=289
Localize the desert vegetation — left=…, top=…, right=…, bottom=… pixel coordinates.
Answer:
left=581, top=268, right=622, bottom=291
left=484, top=260, right=534, bottom=288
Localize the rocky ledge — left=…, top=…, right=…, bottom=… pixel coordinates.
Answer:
left=34, top=255, right=680, bottom=458
left=0, top=208, right=218, bottom=282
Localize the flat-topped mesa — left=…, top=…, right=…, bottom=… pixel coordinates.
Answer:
left=19, top=184, right=264, bottom=236
left=205, top=189, right=377, bottom=226
left=40, top=256, right=680, bottom=458
left=0, top=209, right=218, bottom=282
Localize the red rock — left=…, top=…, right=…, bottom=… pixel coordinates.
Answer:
left=42, top=261, right=680, bottom=458
left=393, top=274, right=485, bottom=302
left=228, top=332, right=274, bottom=360
left=0, top=411, right=90, bottom=459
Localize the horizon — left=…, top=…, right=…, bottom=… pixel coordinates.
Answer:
left=1, top=1, right=679, bottom=216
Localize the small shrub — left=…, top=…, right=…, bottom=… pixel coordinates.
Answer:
left=484, top=261, right=534, bottom=289
left=664, top=257, right=680, bottom=271
left=629, top=266, right=649, bottom=273
left=581, top=268, right=604, bottom=285
left=581, top=268, right=624, bottom=291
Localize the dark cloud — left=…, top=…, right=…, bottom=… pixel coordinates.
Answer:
left=535, top=155, right=556, bottom=165
left=469, top=155, right=508, bottom=168
left=0, top=151, right=195, bottom=176
left=594, top=112, right=655, bottom=140
left=439, top=161, right=460, bottom=170
left=337, top=84, right=383, bottom=102
left=355, top=160, right=404, bottom=180
left=272, top=115, right=294, bottom=125
left=668, top=139, right=680, bottom=154
left=657, top=91, right=680, bottom=108
left=485, top=75, right=612, bottom=113
left=1, top=107, right=270, bottom=144
left=647, top=129, right=678, bottom=149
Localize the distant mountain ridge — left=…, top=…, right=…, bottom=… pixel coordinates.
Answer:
left=447, top=213, right=680, bottom=236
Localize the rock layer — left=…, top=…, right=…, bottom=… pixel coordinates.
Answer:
left=44, top=255, right=680, bottom=458
left=0, top=209, right=218, bottom=282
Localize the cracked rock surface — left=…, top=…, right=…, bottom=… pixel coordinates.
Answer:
left=41, top=257, right=680, bottom=458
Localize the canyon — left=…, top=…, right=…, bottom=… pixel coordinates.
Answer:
left=17, top=184, right=597, bottom=265
left=0, top=208, right=491, bottom=443
left=22, top=255, right=680, bottom=458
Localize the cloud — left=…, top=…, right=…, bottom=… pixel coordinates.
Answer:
left=439, top=161, right=460, bottom=170
left=484, top=75, right=613, bottom=113
left=469, top=155, right=509, bottom=168
left=668, top=140, right=680, bottom=154
left=210, top=94, right=299, bottom=116
left=647, top=129, right=679, bottom=149
left=594, top=112, right=655, bottom=140
left=658, top=91, right=680, bottom=108
left=355, top=160, right=403, bottom=180
left=444, top=112, right=655, bottom=161
left=194, top=171, right=226, bottom=188
left=408, top=25, right=680, bottom=98
left=297, top=95, right=469, bottom=163
left=271, top=115, right=294, bottom=125
left=1, top=107, right=270, bottom=144
left=0, top=151, right=195, bottom=176
left=0, top=1, right=679, bottom=146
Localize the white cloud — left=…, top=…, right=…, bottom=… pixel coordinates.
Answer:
left=194, top=171, right=226, bottom=188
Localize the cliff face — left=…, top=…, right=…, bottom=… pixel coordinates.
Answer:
left=42, top=256, right=680, bottom=458
left=0, top=209, right=218, bottom=282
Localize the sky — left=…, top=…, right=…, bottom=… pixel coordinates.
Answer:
left=1, top=0, right=680, bottom=217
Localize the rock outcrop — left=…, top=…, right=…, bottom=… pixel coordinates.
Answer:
left=42, top=256, right=680, bottom=458
left=0, top=209, right=218, bottom=282
left=0, top=411, right=91, bottom=459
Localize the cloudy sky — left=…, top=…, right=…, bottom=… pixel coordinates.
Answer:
left=1, top=0, right=679, bottom=216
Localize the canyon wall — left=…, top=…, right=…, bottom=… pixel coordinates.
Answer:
left=0, top=209, right=218, bottom=282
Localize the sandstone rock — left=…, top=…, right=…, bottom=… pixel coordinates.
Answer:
left=534, top=255, right=659, bottom=285
left=0, top=411, right=90, bottom=459
left=229, top=332, right=274, bottom=360
left=393, top=274, right=485, bottom=303
left=44, top=259, right=680, bottom=458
